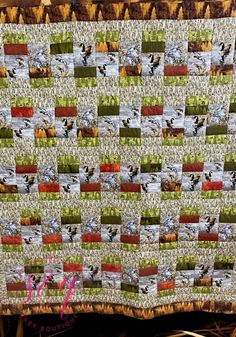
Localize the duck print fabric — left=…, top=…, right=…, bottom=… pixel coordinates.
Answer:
left=0, top=0, right=235, bottom=318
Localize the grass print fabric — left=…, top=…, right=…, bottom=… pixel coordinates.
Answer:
left=0, top=0, right=235, bottom=318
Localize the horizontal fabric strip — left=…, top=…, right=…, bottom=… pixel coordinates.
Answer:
left=0, top=1, right=235, bottom=23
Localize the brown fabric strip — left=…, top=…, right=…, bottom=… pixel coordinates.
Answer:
left=1, top=301, right=236, bottom=317
left=0, top=1, right=235, bottom=23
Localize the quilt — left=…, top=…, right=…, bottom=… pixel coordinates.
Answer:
left=0, top=0, right=235, bottom=319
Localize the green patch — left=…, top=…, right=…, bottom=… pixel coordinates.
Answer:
left=224, top=153, right=236, bottom=162
left=50, top=32, right=73, bottom=44
left=224, top=161, right=236, bottom=171
left=159, top=242, right=178, bottom=250
left=206, top=125, right=227, bottom=135
left=35, top=138, right=56, bottom=147
left=198, top=241, right=218, bottom=249
left=2, top=244, right=22, bottom=252
left=60, top=207, right=80, bottom=217
left=81, top=242, right=101, bottom=250
left=120, top=192, right=141, bottom=201
left=101, top=215, right=121, bottom=224
left=161, top=192, right=181, bottom=200
left=11, top=97, right=32, bottom=107
left=122, top=291, right=139, bottom=300
left=205, top=135, right=227, bottom=144
left=83, top=280, right=102, bottom=288
left=43, top=243, right=63, bottom=251
left=119, top=77, right=141, bottom=87
left=209, top=75, right=232, bottom=85
left=180, top=207, right=200, bottom=215
left=75, top=78, right=97, bottom=87
left=39, top=192, right=60, bottom=201
left=83, top=288, right=102, bottom=295
left=96, top=31, right=119, bottom=42
left=176, top=256, right=195, bottom=270
left=16, top=156, right=36, bottom=165
left=24, top=257, right=43, bottom=265
left=230, top=93, right=236, bottom=103
left=185, top=106, right=208, bottom=115
left=74, top=67, right=96, bottom=78
left=102, top=256, right=121, bottom=265
left=192, top=286, right=212, bottom=293
left=24, top=266, right=44, bottom=274
left=7, top=290, right=28, bottom=298
left=121, top=243, right=139, bottom=251
left=97, top=106, right=120, bottom=116
left=121, top=283, right=139, bottom=293
left=0, top=129, right=13, bottom=139
left=142, top=31, right=165, bottom=42
left=141, top=208, right=160, bottom=218
left=140, top=216, right=160, bottom=226
left=50, top=42, right=73, bottom=54
left=141, top=41, right=165, bottom=53
left=55, top=97, right=76, bottom=107
left=0, top=78, right=8, bottom=88
left=219, top=208, right=236, bottom=223
left=119, top=128, right=141, bottom=138
left=120, top=137, right=141, bottom=146
left=186, top=95, right=208, bottom=106
left=139, top=258, right=158, bottom=268
left=61, top=215, right=81, bottom=224
left=4, top=33, right=27, bottom=44
left=100, top=154, right=120, bottom=164
left=0, top=193, right=19, bottom=202
left=64, top=256, right=83, bottom=264
left=141, top=96, right=164, bottom=106
left=80, top=192, right=101, bottom=200
left=30, top=78, right=53, bottom=88
left=20, top=208, right=40, bottom=217
left=101, top=207, right=121, bottom=217
left=57, top=164, right=79, bottom=174
left=98, top=96, right=120, bottom=106
left=162, top=137, right=183, bottom=146
left=158, top=289, right=175, bottom=297
left=214, top=255, right=234, bottom=269
left=141, top=154, right=162, bottom=164
left=57, top=155, right=79, bottom=165
left=164, top=76, right=187, bottom=86
left=188, top=30, right=213, bottom=42
left=141, top=163, right=161, bottom=173
left=201, top=191, right=221, bottom=199
left=78, top=138, right=99, bottom=147
left=229, top=102, right=236, bottom=113
left=45, top=289, right=65, bottom=296
left=183, top=154, right=204, bottom=164
left=0, top=139, right=14, bottom=147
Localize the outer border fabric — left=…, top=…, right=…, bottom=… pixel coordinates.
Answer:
left=0, top=1, right=235, bottom=24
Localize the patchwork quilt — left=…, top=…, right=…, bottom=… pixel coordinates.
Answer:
left=0, top=0, right=236, bottom=318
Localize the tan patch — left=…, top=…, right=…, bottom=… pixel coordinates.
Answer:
left=41, top=0, right=52, bottom=5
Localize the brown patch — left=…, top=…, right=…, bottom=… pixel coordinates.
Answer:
left=210, top=64, right=233, bottom=76
left=188, top=41, right=212, bottom=52
left=162, top=128, right=184, bottom=138
left=141, top=106, right=163, bottom=116
left=194, top=278, right=212, bottom=287
left=29, top=67, right=52, bottom=78
left=159, top=233, right=177, bottom=243
left=77, top=128, right=99, bottom=138
left=161, top=181, right=181, bottom=192
left=119, top=65, right=141, bottom=77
